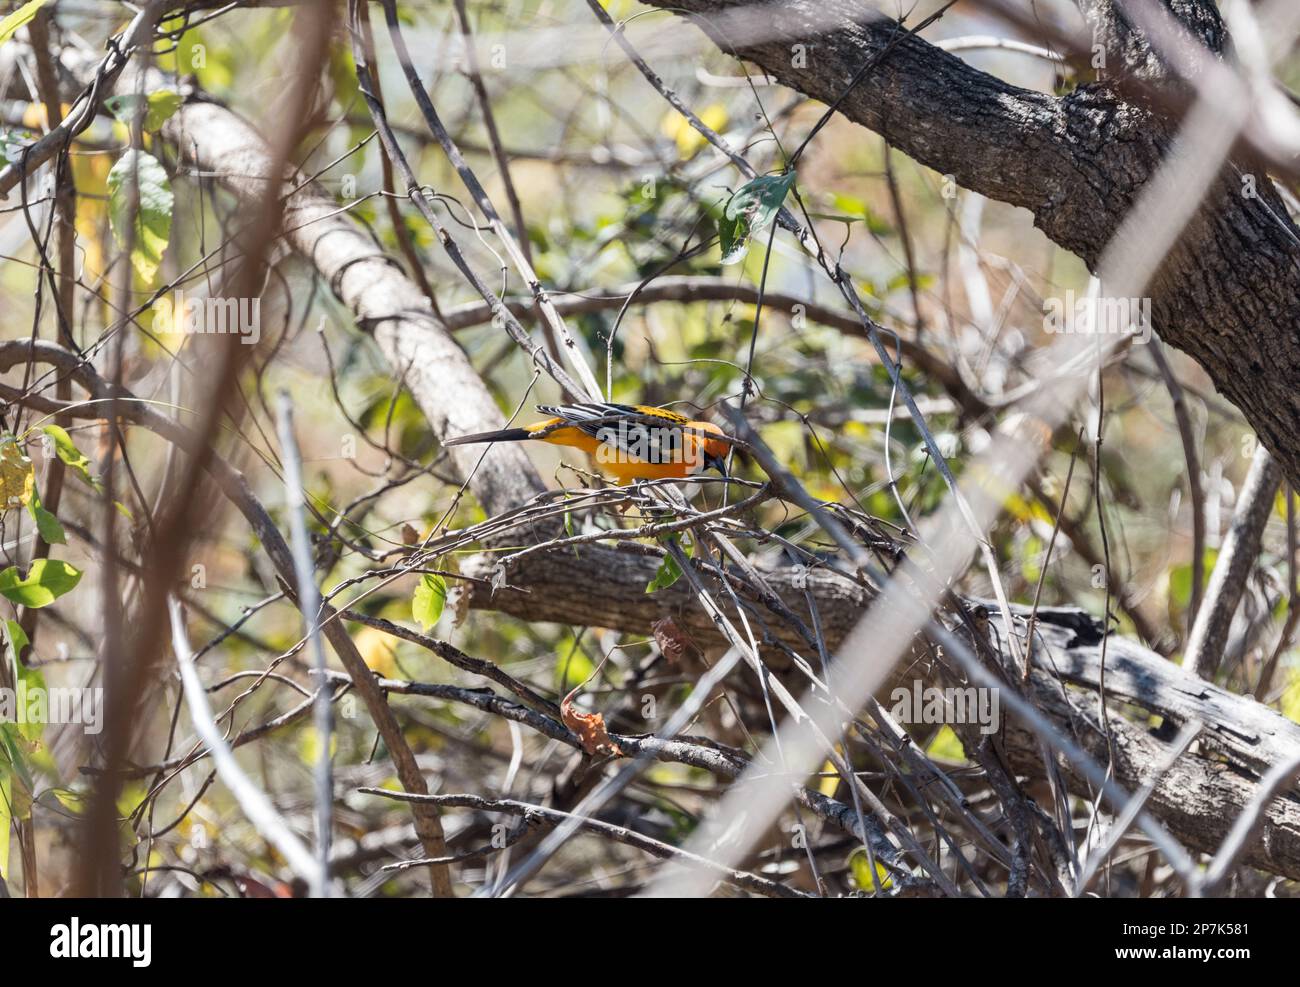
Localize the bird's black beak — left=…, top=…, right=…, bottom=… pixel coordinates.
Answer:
left=705, top=452, right=729, bottom=477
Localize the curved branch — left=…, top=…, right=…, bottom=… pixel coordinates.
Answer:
left=440, top=275, right=986, bottom=417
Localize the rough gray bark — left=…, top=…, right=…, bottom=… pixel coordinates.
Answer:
left=1076, top=0, right=1227, bottom=80
left=638, top=0, right=1300, bottom=492
left=461, top=539, right=870, bottom=653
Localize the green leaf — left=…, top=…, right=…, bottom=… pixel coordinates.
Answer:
left=40, top=425, right=98, bottom=491
left=0, top=758, right=11, bottom=882
left=107, top=149, right=173, bottom=284
left=4, top=621, right=43, bottom=744
left=0, top=129, right=34, bottom=165
left=412, top=572, right=446, bottom=631
left=717, top=211, right=749, bottom=265
left=104, top=89, right=183, bottom=131
left=0, top=0, right=49, bottom=46
left=719, top=172, right=795, bottom=264
left=0, top=724, right=33, bottom=791
left=143, top=89, right=183, bottom=130
left=27, top=496, right=64, bottom=546
left=4, top=618, right=29, bottom=673
left=726, top=172, right=796, bottom=230
left=0, top=560, right=81, bottom=608
left=646, top=536, right=690, bottom=593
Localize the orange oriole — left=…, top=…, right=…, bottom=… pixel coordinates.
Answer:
left=445, top=402, right=730, bottom=485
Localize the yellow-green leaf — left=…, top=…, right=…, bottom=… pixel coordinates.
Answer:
left=0, top=559, right=81, bottom=608
left=40, top=424, right=98, bottom=490
left=0, top=0, right=50, bottom=46
left=926, top=725, right=967, bottom=762
left=848, top=848, right=895, bottom=892
left=0, top=761, right=11, bottom=882
left=412, top=572, right=446, bottom=631
left=104, top=89, right=183, bottom=131
left=107, top=149, right=173, bottom=283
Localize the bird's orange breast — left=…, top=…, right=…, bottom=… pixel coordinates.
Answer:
left=529, top=417, right=699, bottom=483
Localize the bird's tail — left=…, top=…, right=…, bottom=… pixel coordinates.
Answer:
left=444, top=427, right=533, bottom=447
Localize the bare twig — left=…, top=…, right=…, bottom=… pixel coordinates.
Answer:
left=1185, top=444, right=1283, bottom=680
left=274, top=393, right=334, bottom=898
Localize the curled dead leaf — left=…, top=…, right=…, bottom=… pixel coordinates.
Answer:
left=560, top=686, right=622, bottom=758
left=652, top=615, right=695, bottom=666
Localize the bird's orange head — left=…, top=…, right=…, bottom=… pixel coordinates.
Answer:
left=688, top=420, right=730, bottom=476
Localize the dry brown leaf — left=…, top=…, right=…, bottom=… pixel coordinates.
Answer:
left=652, top=615, right=694, bottom=666
left=561, top=686, right=622, bottom=757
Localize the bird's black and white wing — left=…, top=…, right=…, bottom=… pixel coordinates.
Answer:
left=537, top=403, right=688, bottom=462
